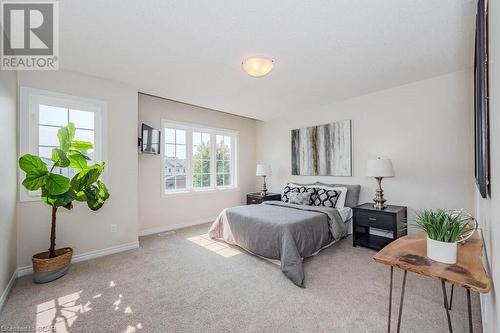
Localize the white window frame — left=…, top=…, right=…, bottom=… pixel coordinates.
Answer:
left=161, top=119, right=239, bottom=197
left=19, top=87, right=108, bottom=202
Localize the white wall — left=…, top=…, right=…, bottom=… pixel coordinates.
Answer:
left=0, top=71, right=18, bottom=308
left=16, top=70, right=139, bottom=268
left=475, top=1, right=500, bottom=331
left=138, top=94, right=257, bottom=234
left=256, top=70, right=474, bottom=224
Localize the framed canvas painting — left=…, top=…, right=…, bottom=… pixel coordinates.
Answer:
left=291, top=120, right=351, bottom=176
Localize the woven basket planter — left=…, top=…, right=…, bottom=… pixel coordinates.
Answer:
left=32, top=247, right=73, bottom=283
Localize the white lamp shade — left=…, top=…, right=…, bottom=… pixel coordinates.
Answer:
left=366, top=158, right=395, bottom=178
left=256, top=164, right=272, bottom=176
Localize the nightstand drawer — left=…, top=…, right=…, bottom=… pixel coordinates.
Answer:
left=356, top=210, right=393, bottom=230
left=247, top=197, right=262, bottom=205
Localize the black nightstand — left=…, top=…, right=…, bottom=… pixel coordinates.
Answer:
left=352, top=203, right=407, bottom=251
left=246, top=192, right=281, bottom=205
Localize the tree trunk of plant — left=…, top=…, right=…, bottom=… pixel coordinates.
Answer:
left=49, top=206, right=57, bottom=258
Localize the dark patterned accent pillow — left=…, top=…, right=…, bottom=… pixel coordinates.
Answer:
left=314, top=189, right=340, bottom=208
left=282, top=184, right=300, bottom=202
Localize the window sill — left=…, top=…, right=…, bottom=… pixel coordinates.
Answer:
left=162, top=187, right=240, bottom=198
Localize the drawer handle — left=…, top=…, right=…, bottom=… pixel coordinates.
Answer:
left=369, top=217, right=377, bottom=221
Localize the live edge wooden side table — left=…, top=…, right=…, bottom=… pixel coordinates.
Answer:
left=373, top=231, right=490, bottom=333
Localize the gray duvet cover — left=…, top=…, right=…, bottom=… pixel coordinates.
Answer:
left=208, top=201, right=347, bottom=287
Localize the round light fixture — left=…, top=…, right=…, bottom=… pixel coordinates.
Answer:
left=242, top=57, right=274, bottom=77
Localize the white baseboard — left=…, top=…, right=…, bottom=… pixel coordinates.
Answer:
left=0, top=270, right=17, bottom=313
left=17, top=241, right=140, bottom=277
left=139, top=218, right=214, bottom=236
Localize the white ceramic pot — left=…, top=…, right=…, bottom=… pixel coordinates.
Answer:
left=426, top=237, right=457, bottom=264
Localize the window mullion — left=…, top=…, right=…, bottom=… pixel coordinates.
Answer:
left=210, top=133, right=216, bottom=189
left=187, top=129, right=193, bottom=192
left=232, top=135, right=237, bottom=187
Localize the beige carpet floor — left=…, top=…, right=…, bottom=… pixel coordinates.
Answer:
left=0, top=223, right=482, bottom=333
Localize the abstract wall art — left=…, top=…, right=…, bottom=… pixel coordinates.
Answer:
left=291, top=120, right=351, bottom=176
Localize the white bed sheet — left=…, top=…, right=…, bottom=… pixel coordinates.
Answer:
left=337, top=207, right=353, bottom=235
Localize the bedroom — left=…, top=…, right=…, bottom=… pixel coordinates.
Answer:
left=0, top=1, right=499, bottom=332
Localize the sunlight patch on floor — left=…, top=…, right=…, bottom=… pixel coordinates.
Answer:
left=36, top=291, right=91, bottom=333
left=35, top=282, right=137, bottom=332
left=187, top=233, right=242, bottom=258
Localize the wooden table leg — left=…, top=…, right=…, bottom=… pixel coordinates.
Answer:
left=441, top=280, right=453, bottom=333
left=396, top=270, right=407, bottom=333
left=467, top=289, right=473, bottom=333
left=387, top=267, right=393, bottom=333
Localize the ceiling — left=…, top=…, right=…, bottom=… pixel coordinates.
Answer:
left=59, top=0, right=476, bottom=120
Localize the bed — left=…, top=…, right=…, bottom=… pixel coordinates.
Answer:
left=208, top=183, right=360, bottom=287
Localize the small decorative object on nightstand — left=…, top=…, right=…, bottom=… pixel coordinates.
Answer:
left=353, top=203, right=407, bottom=251
left=256, top=164, right=272, bottom=196
left=366, top=158, right=395, bottom=209
left=246, top=192, right=281, bottom=205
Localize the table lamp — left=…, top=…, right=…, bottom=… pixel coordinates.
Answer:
left=256, top=164, right=272, bottom=196
left=366, top=158, right=394, bottom=209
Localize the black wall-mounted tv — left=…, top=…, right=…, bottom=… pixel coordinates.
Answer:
left=474, top=0, right=489, bottom=198
left=141, top=123, right=161, bottom=154
left=474, top=0, right=490, bottom=198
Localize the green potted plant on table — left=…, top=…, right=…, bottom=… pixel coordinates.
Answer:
left=415, top=209, right=474, bottom=264
left=19, top=123, right=109, bottom=283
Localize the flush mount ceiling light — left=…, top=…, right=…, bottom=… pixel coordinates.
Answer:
left=242, top=57, right=274, bottom=77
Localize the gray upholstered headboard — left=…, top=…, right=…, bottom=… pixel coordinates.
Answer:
left=315, top=182, right=361, bottom=208
left=285, top=181, right=361, bottom=208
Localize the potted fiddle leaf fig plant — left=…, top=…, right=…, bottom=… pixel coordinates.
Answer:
left=415, top=209, right=472, bottom=264
left=19, top=122, right=110, bottom=283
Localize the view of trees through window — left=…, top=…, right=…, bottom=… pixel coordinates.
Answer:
left=164, top=124, right=236, bottom=193
left=192, top=132, right=211, bottom=188
left=216, top=135, right=231, bottom=187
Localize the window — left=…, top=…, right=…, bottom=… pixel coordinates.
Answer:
left=192, top=131, right=211, bottom=189
left=38, top=106, right=95, bottom=178
left=216, top=135, right=232, bottom=187
left=162, top=120, right=238, bottom=195
left=164, top=128, right=186, bottom=191
left=19, top=87, right=107, bottom=201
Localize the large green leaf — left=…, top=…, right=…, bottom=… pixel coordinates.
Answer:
left=68, top=151, right=88, bottom=171
left=19, top=154, right=49, bottom=191
left=22, top=172, right=48, bottom=190
left=69, top=149, right=91, bottom=160
left=74, top=190, right=87, bottom=202
left=57, top=127, right=71, bottom=152
left=51, top=148, right=70, bottom=167
left=45, top=173, right=71, bottom=195
left=70, top=163, right=104, bottom=192
left=67, top=122, right=75, bottom=140
left=42, top=188, right=75, bottom=208
left=71, top=140, right=94, bottom=152
left=19, top=154, right=48, bottom=175
left=84, top=185, right=108, bottom=211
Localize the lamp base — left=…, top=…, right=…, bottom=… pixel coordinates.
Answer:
left=260, top=176, right=267, bottom=196
left=373, top=177, right=387, bottom=210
